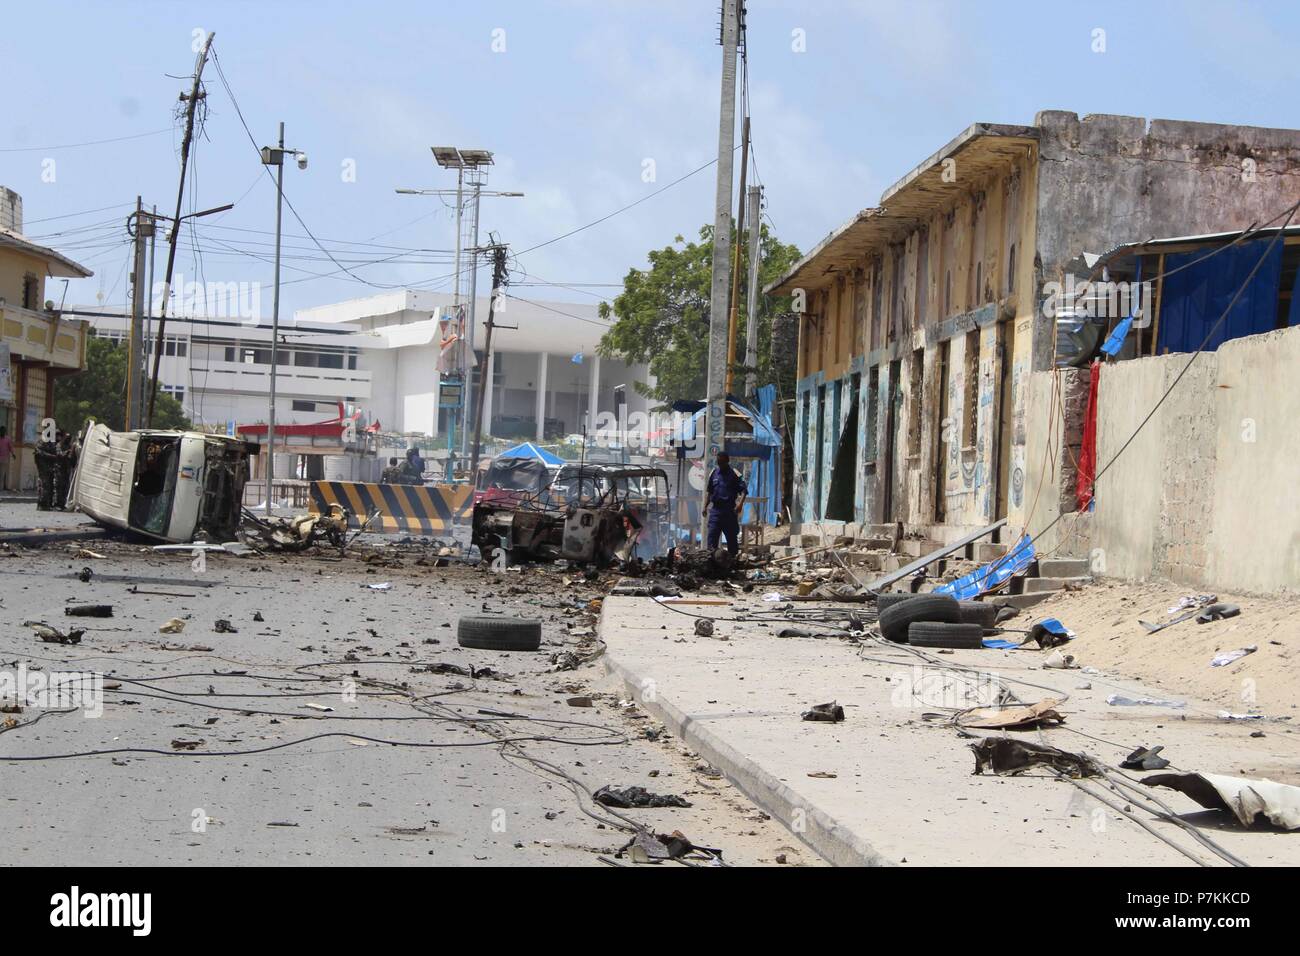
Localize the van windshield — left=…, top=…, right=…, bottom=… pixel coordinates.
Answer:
left=128, top=437, right=180, bottom=536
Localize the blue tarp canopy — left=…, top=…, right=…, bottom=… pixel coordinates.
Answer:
left=1158, top=237, right=1284, bottom=353
left=669, top=395, right=781, bottom=459
left=495, top=442, right=564, bottom=466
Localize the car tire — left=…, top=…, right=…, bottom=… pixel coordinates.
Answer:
left=907, top=621, right=985, bottom=649
left=877, top=594, right=961, bottom=643
left=457, top=615, right=542, bottom=652
left=874, top=592, right=917, bottom=613
left=957, top=600, right=999, bottom=628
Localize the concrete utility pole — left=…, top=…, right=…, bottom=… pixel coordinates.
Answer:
left=701, top=0, right=740, bottom=537
left=146, top=30, right=213, bottom=426
left=460, top=176, right=483, bottom=458
left=469, top=243, right=508, bottom=479
left=125, top=197, right=151, bottom=430
left=743, top=184, right=763, bottom=398
left=266, top=122, right=286, bottom=516
left=725, top=115, right=750, bottom=394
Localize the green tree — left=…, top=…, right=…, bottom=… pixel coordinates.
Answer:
left=55, top=335, right=192, bottom=434
left=597, top=224, right=801, bottom=403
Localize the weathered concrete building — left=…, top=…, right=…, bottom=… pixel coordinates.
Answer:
left=768, top=112, right=1300, bottom=586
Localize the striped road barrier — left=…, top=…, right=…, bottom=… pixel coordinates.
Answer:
left=308, top=481, right=473, bottom=536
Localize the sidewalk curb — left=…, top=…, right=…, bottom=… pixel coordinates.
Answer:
left=600, top=608, right=893, bottom=867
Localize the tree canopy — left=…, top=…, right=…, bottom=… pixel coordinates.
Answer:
left=55, top=335, right=192, bottom=434
left=596, top=224, right=800, bottom=403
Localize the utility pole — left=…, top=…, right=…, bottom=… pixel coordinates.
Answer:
left=146, top=30, right=214, bottom=426
left=125, top=197, right=151, bottom=429
left=701, top=0, right=740, bottom=539
left=460, top=175, right=484, bottom=458
left=469, top=243, right=508, bottom=479
left=743, top=184, right=763, bottom=398
left=266, top=122, right=286, bottom=516
left=724, top=115, right=750, bottom=394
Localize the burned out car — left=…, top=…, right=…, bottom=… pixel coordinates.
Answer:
left=471, top=463, right=671, bottom=565
left=69, top=421, right=258, bottom=543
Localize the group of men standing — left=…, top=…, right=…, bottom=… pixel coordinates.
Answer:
left=380, top=446, right=427, bottom=485
left=34, top=430, right=77, bottom=511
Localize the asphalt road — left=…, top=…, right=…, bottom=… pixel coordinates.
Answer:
left=0, top=504, right=816, bottom=867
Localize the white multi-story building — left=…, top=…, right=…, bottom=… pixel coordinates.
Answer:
left=74, top=290, right=652, bottom=444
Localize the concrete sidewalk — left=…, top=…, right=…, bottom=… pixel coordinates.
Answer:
left=0, top=502, right=108, bottom=546
left=600, top=594, right=1300, bottom=867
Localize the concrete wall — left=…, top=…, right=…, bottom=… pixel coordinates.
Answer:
left=1089, top=324, right=1300, bottom=594
left=1032, top=110, right=1300, bottom=371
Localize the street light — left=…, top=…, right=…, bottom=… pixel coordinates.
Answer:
left=397, top=147, right=523, bottom=458
left=259, top=122, right=307, bottom=516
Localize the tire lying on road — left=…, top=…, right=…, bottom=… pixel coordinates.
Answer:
left=907, top=621, right=985, bottom=649
left=874, top=592, right=917, bottom=613
left=957, top=600, right=999, bottom=629
left=457, top=615, right=542, bottom=652
left=877, top=594, right=961, bottom=643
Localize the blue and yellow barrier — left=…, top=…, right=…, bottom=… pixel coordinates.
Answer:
left=308, top=481, right=473, bottom=536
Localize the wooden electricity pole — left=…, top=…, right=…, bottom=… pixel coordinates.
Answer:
left=146, top=30, right=214, bottom=426
left=469, top=243, right=509, bottom=478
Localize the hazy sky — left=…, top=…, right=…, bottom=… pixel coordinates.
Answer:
left=3, top=0, right=1297, bottom=320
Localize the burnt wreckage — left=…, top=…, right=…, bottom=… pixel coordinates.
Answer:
left=472, top=463, right=671, bottom=566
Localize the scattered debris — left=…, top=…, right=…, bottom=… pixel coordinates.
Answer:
left=1106, top=694, right=1186, bottom=709
left=693, top=618, right=715, bottom=638
left=159, top=618, right=187, bottom=634
left=365, top=582, right=393, bottom=591
left=64, top=604, right=113, bottom=618
left=1042, top=649, right=1079, bottom=669
left=214, top=619, right=239, bottom=634
left=970, top=738, right=1100, bottom=777
left=170, top=739, right=202, bottom=751
left=1120, top=745, right=1171, bottom=771
left=1198, top=603, right=1242, bottom=624
left=593, top=785, right=691, bottom=809
left=801, top=701, right=845, bottom=722
left=566, top=696, right=593, bottom=708
left=959, top=699, right=1066, bottom=731
left=26, top=621, right=84, bottom=645
left=77, top=566, right=93, bottom=582
left=1142, top=771, right=1300, bottom=830
left=1029, top=618, right=1074, bottom=648
left=1211, top=645, right=1257, bottom=667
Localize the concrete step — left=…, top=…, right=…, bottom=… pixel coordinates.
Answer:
left=1023, top=575, right=1091, bottom=594
left=991, top=592, right=1052, bottom=610
left=1037, top=558, right=1091, bottom=578
left=974, top=541, right=1009, bottom=562
left=858, top=536, right=895, bottom=550
left=842, top=551, right=884, bottom=570
left=899, top=538, right=941, bottom=558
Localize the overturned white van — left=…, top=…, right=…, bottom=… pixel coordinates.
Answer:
left=69, top=421, right=258, bottom=543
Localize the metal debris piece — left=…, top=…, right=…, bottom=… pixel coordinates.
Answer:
left=26, top=621, right=84, bottom=645
left=801, top=701, right=845, bottom=722
left=64, top=604, right=113, bottom=618
left=969, top=737, right=1100, bottom=777
left=593, top=785, right=691, bottom=809
left=1120, top=745, right=1170, bottom=771
left=693, top=619, right=715, bottom=637
left=959, top=699, right=1066, bottom=731
left=159, top=618, right=187, bottom=634
left=1142, top=771, right=1300, bottom=830
left=214, top=619, right=238, bottom=633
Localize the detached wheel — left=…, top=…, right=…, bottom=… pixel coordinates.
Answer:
left=878, top=594, right=961, bottom=643
left=907, top=621, right=985, bottom=649
left=874, top=592, right=917, bottom=613
left=457, top=615, right=542, bottom=651
left=957, top=601, right=999, bottom=628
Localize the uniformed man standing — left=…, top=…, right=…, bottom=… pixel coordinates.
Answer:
left=34, top=435, right=59, bottom=510
left=703, top=451, right=747, bottom=556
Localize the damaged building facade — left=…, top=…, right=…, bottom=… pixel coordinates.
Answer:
left=769, top=112, right=1300, bottom=591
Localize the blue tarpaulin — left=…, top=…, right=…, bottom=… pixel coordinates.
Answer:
left=496, top=442, right=565, bottom=466
left=1157, top=238, right=1283, bottom=353
left=933, top=533, right=1035, bottom=601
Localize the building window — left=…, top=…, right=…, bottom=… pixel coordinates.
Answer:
left=161, top=384, right=185, bottom=402
left=907, top=348, right=924, bottom=456
left=1007, top=243, right=1017, bottom=294
left=22, top=274, right=39, bottom=310
left=292, top=399, right=324, bottom=412
left=962, top=330, right=979, bottom=447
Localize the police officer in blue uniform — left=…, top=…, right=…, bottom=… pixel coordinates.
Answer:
left=704, top=451, right=747, bottom=556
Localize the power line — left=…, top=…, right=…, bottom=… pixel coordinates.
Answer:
left=0, top=128, right=172, bottom=153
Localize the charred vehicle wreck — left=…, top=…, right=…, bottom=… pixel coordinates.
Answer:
left=472, top=463, right=671, bottom=566
left=70, top=421, right=258, bottom=543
